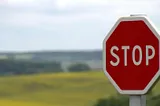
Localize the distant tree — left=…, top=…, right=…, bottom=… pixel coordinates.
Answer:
left=0, top=60, right=63, bottom=75
left=67, top=63, right=91, bottom=72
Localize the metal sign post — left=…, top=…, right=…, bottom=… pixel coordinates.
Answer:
left=129, top=95, right=146, bottom=106
left=129, top=15, right=147, bottom=106
left=141, top=95, right=146, bottom=106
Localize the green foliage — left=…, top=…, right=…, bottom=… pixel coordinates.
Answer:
left=95, top=93, right=160, bottom=106
left=95, top=95, right=128, bottom=106
left=147, top=94, right=160, bottom=106
left=0, top=60, right=62, bottom=75
left=68, top=63, right=91, bottom=72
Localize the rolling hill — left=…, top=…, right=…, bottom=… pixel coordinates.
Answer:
left=0, top=50, right=102, bottom=62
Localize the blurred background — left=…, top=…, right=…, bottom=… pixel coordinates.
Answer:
left=0, top=0, right=160, bottom=106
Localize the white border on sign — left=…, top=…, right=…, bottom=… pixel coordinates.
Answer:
left=102, top=16, right=160, bottom=95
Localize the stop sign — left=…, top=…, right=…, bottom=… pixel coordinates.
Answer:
left=103, top=16, right=160, bottom=95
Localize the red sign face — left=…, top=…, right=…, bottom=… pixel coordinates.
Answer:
left=103, top=16, right=160, bottom=95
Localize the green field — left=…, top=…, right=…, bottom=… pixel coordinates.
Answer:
left=0, top=71, right=159, bottom=106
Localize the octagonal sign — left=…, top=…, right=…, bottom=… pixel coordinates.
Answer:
left=103, top=16, right=160, bottom=95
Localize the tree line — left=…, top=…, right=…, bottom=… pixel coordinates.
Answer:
left=0, top=59, right=91, bottom=76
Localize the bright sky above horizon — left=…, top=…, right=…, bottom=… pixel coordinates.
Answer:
left=0, top=0, right=160, bottom=52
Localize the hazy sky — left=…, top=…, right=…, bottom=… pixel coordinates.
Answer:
left=0, top=0, right=160, bottom=51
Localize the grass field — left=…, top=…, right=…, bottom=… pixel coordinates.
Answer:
left=0, top=71, right=159, bottom=106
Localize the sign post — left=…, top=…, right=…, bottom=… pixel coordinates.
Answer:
left=103, top=15, right=160, bottom=106
left=129, top=95, right=146, bottom=106
left=129, top=15, right=147, bottom=106
left=141, top=95, right=146, bottom=106
left=129, top=96, right=141, bottom=106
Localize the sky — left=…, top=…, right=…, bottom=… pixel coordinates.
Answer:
left=0, top=0, right=160, bottom=52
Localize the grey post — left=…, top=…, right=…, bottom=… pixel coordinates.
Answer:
left=129, top=95, right=146, bottom=106
left=141, top=95, right=146, bottom=106
left=129, top=14, right=147, bottom=106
